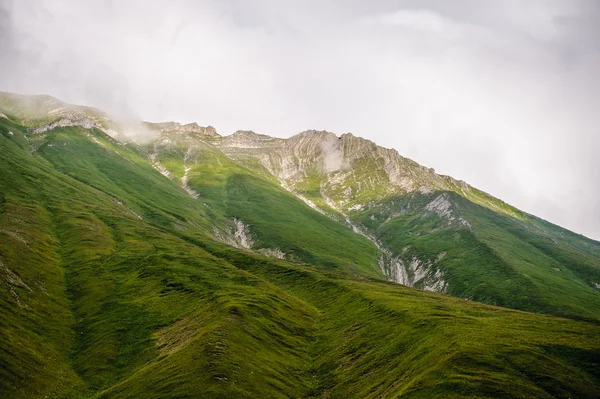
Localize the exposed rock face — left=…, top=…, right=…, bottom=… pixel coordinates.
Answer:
left=211, top=129, right=486, bottom=293
left=149, top=122, right=219, bottom=137
left=149, top=151, right=174, bottom=180
left=215, top=130, right=451, bottom=198
left=181, top=148, right=200, bottom=199
left=232, top=218, right=253, bottom=249
left=32, top=116, right=102, bottom=134
left=387, top=255, right=447, bottom=292
left=425, top=193, right=472, bottom=228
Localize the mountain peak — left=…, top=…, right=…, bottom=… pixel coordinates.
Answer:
left=231, top=129, right=260, bottom=136
left=149, top=121, right=219, bottom=136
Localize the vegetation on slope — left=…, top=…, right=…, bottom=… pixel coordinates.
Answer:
left=1, top=105, right=600, bottom=398
left=352, top=191, right=600, bottom=321
left=147, top=132, right=383, bottom=277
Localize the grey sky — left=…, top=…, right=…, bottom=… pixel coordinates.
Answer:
left=1, top=0, right=599, bottom=239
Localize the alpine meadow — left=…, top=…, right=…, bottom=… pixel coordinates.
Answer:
left=0, top=91, right=599, bottom=398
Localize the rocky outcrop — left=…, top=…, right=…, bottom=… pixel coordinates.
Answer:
left=392, top=256, right=447, bottom=292
left=215, top=129, right=451, bottom=199
left=425, top=193, right=472, bottom=228
left=32, top=116, right=102, bottom=134
left=212, top=129, right=520, bottom=224
left=149, top=122, right=219, bottom=137
left=0, top=92, right=111, bottom=132
left=211, top=129, right=481, bottom=294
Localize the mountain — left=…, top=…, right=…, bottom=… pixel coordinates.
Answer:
left=1, top=91, right=599, bottom=398
left=209, top=129, right=600, bottom=321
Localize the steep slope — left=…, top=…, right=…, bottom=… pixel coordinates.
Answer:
left=140, top=127, right=383, bottom=277
left=213, top=129, right=600, bottom=321
left=0, top=117, right=318, bottom=398
left=1, top=99, right=600, bottom=398
left=2, top=92, right=600, bottom=322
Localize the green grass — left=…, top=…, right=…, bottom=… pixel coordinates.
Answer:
left=179, top=238, right=600, bottom=398
left=1, top=114, right=600, bottom=398
left=352, top=191, right=600, bottom=321
left=172, top=138, right=384, bottom=278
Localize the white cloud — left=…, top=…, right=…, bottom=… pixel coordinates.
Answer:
left=373, top=9, right=462, bottom=36
left=1, top=0, right=598, bottom=239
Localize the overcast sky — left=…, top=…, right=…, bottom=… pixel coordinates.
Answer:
left=1, top=0, right=599, bottom=239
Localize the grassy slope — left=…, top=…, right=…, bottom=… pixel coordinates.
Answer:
left=178, top=238, right=600, bottom=399
left=352, top=191, right=600, bottom=321
left=1, top=117, right=600, bottom=398
left=0, top=118, right=320, bottom=398
left=234, top=134, right=600, bottom=321
left=152, top=138, right=383, bottom=278
left=30, top=126, right=215, bottom=232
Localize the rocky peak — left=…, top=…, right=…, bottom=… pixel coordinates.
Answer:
left=219, top=130, right=283, bottom=150
left=294, top=129, right=337, bottom=138
left=180, top=123, right=218, bottom=136
left=231, top=130, right=259, bottom=137
left=149, top=121, right=219, bottom=137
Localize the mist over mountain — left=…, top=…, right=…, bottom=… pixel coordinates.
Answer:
left=1, top=0, right=599, bottom=240
left=2, top=1, right=600, bottom=397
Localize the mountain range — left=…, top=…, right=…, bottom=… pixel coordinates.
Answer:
left=1, top=91, right=599, bottom=398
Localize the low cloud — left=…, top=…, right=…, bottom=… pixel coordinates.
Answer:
left=0, top=0, right=598, bottom=239
left=320, top=135, right=347, bottom=174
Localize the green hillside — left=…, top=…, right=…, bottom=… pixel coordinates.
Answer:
left=214, top=128, right=600, bottom=322
left=144, top=132, right=382, bottom=277
left=1, top=95, right=600, bottom=398
left=353, top=191, right=600, bottom=321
